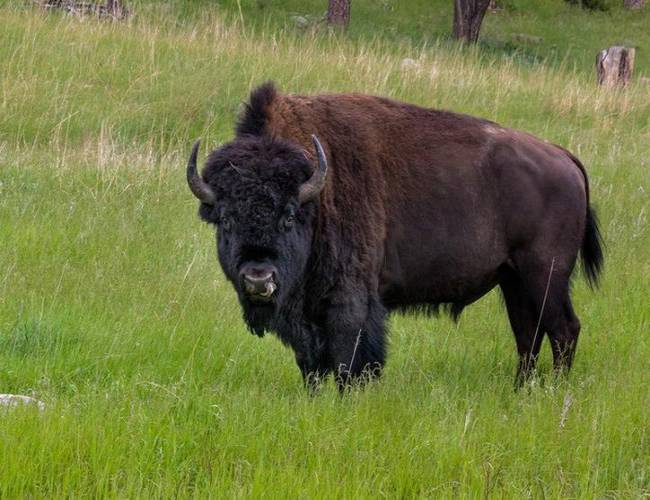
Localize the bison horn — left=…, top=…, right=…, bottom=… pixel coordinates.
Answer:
left=299, top=135, right=328, bottom=204
left=186, top=140, right=216, bottom=205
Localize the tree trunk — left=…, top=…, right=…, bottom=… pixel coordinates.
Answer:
left=453, top=0, right=492, bottom=43
left=596, top=46, right=635, bottom=87
left=623, top=0, right=645, bottom=9
left=327, top=0, right=351, bottom=28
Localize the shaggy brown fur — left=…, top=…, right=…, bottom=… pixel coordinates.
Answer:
left=190, top=82, right=603, bottom=390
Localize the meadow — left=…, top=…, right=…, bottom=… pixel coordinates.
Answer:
left=0, top=0, right=649, bottom=496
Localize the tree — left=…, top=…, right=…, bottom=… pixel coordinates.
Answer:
left=327, top=0, right=351, bottom=28
left=452, top=0, right=491, bottom=43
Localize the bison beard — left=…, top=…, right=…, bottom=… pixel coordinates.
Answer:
left=243, top=303, right=275, bottom=338
left=187, top=82, right=603, bottom=391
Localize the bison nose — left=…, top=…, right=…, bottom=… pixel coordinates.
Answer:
left=239, top=266, right=277, bottom=299
left=243, top=274, right=274, bottom=295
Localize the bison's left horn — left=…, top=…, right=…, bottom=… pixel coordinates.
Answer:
left=299, top=135, right=328, bottom=204
left=186, top=140, right=216, bottom=205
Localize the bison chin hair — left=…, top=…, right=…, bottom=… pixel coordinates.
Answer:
left=241, top=302, right=277, bottom=338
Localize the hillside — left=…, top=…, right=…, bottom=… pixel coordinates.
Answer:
left=165, top=0, right=650, bottom=77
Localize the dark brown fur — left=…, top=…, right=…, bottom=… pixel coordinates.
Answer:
left=195, top=82, right=603, bottom=389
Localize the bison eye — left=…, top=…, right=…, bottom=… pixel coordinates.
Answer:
left=282, top=214, right=295, bottom=231
left=220, top=217, right=233, bottom=232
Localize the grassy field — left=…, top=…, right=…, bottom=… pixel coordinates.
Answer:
left=144, top=0, right=650, bottom=76
left=1, top=1, right=649, bottom=497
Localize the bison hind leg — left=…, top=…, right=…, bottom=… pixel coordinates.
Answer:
left=548, top=296, right=581, bottom=373
left=500, top=254, right=581, bottom=387
left=499, top=265, right=546, bottom=387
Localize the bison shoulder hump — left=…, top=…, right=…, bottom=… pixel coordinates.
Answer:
left=236, top=82, right=278, bottom=136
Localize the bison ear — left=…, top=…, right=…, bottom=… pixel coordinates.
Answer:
left=186, top=140, right=217, bottom=205
left=298, top=135, right=328, bottom=204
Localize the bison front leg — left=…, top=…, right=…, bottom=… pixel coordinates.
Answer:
left=326, top=295, right=387, bottom=391
left=293, top=335, right=329, bottom=394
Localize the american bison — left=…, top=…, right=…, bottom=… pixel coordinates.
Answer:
left=187, top=83, right=603, bottom=390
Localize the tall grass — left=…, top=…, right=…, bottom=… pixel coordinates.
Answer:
left=123, top=0, right=650, bottom=77
left=0, top=3, right=648, bottom=497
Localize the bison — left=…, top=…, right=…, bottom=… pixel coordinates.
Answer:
left=187, top=83, right=603, bottom=390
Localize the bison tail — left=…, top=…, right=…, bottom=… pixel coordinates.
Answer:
left=582, top=206, right=604, bottom=288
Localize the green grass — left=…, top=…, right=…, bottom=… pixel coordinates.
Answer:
left=148, top=0, right=650, bottom=77
left=0, top=1, right=649, bottom=497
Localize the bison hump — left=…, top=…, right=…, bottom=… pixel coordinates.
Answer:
left=236, top=81, right=278, bottom=136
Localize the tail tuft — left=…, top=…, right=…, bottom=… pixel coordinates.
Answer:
left=582, top=207, right=604, bottom=288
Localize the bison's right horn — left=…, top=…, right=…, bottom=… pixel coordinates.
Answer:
left=186, top=140, right=216, bottom=205
left=299, top=135, right=328, bottom=204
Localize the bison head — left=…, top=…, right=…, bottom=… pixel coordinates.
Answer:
left=187, top=135, right=327, bottom=336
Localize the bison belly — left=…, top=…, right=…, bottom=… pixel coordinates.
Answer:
left=379, top=193, right=506, bottom=310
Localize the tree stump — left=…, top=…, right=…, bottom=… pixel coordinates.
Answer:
left=624, top=0, right=645, bottom=9
left=596, top=46, right=635, bottom=87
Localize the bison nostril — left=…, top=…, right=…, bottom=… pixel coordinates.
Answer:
left=243, top=277, right=257, bottom=294
left=261, top=281, right=276, bottom=297
left=242, top=273, right=276, bottom=297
